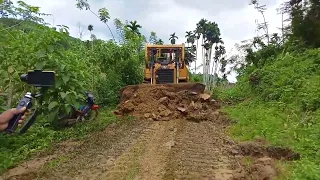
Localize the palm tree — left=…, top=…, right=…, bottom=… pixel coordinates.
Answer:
left=193, top=29, right=201, bottom=74
left=169, top=32, right=178, bottom=44
left=125, top=20, right=142, bottom=35
left=185, top=31, right=192, bottom=46
left=185, top=45, right=197, bottom=66
left=203, top=22, right=224, bottom=90
left=196, top=18, right=208, bottom=84
left=196, top=20, right=224, bottom=90
left=88, top=24, right=93, bottom=32
left=185, top=31, right=196, bottom=69
left=156, top=39, right=164, bottom=45
left=87, top=24, right=94, bottom=50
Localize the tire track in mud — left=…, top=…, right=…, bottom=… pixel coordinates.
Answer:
left=1, top=118, right=296, bottom=180
left=2, top=119, right=238, bottom=180
left=1, top=120, right=152, bottom=180
left=102, top=119, right=177, bottom=180
left=101, top=118, right=237, bottom=180
left=163, top=119, right=236, bottom=180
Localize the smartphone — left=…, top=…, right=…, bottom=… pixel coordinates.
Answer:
left=24, top=70, right=55, bottom=87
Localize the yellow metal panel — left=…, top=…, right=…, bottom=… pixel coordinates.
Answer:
left=144, top=43, right=188, bottom=84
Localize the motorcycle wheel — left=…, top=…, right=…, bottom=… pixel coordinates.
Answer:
left=85, top=109, right=99, bottom=121
left=76, top=109, right=99, bottom=122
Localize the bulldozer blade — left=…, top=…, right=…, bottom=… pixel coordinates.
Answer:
left=119, top=83, right=206, bottom=102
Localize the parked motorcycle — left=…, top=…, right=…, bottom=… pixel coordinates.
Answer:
left=57, top=91, right=99, bottom=126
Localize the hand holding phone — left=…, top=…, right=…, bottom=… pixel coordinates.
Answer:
left=0, top=107, right=27, bottom=131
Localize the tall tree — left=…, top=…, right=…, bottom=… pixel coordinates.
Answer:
left=196, top=18, right=208, bottom=83
left=250, top=0, right=270, bottom=44
left=185, top=31, right=196, bottom=70
left=87, top=24, right=94, bottom=50
left=185, top=31, right=192, bottom=47
left=169, top=32, right=178, bottom=44
left=77, top=22, right=86, bottom=39
left=113, top=18, right=125, bottom=43
left=149, top=31, right=158, bottom=44
left=156, top=39, right=164, bottom=45
left=195, top=19, right=224, bottom=90
left=281, top=0, right=320, bottom=48
left=88, top=24, right=93, bottom=33
left=193, top=29, right=201, bottom=74
left=75, top=0, right=115, bottom=40
left=185, top=45, right=197, bottom=66
left=125, top=20, right=142, bottom=35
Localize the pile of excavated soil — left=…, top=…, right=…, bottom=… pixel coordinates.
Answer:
left=114, top=84, right=226, bottom=122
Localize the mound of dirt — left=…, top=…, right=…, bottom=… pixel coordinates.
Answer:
left=233, top=157, right=278, bottom=180
left=235, top=141, right=301, bottom=161
left=114, top=84, right=226, bottom=122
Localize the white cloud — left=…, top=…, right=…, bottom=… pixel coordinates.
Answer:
left=11, top=0, right=287, bottom=82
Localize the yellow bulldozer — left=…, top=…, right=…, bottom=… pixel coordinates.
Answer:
left=143, top=43, right=189, bottom=84
left=119, top=43, right=205, bottom=99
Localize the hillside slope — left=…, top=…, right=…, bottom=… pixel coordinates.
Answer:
left=218, top=48, right=320, bottom=179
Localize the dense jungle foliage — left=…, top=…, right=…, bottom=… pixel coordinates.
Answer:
left=0, top=0, right=159, bottom=172
left=215, top=0, right=320, bottom=179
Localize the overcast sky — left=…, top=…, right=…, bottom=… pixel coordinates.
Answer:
left=12, top=0, right=286, bottom=82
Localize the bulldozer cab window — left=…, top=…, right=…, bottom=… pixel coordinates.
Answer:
left=147, top=48, right=182, bottom=64
left=158, top=57, right=169, bottom=64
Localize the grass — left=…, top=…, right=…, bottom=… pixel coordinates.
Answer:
left=44, top=155, right=69, bottom=169
left=217, top=48, right=320, bottom=179
left=0, top=107, right=118, bottom=174
left=222, top=100, right=320, bottom=180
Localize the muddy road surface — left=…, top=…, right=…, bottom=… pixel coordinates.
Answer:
left=1, top=84, right=299, bottom=180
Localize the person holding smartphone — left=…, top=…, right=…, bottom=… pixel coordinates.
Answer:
left=0, top=107, right=26, bottom=131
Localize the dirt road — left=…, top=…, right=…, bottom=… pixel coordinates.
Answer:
left=1, top=119, right=298, bottom=180
left=0, top=84, right=299, bottom=180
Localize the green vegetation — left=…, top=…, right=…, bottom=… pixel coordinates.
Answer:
left=216, top=0, right=320, bottom=179
left=0, top=0, right=159, bottom=173
left=0, top=108, right=118, bottom=173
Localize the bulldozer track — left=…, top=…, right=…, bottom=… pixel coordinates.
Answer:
left=163, top=120, right=235, bottom=180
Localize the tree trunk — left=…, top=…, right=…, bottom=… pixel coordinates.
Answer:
left=207, top=47, right=213, bottom=91
left=202, top=37, right=205, bottom=85
left=195, top=39, right=198, bottom=74
left=261, top=12, right=269, bottom=44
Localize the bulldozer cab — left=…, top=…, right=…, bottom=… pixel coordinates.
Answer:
left=147, top=46, right=184, bottom=67
left=144, top=44, right=188, bottom=84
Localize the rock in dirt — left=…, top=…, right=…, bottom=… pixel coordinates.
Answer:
left=200, top=93, right=211, bottom=101
left=144, top=113, right=151, bottom=118
left=191, top=91, right=198, bottom=95
left=158, top=97, right=169, bottom=104
left=177, top=107, right=187, bottom=112
left=159, top=110, right=172, bottom=117
left=169, top=127, right=177, bottom=132
left=106, top=157, right=116, bottom=167
left=164, top=140, right=175, bottom=149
